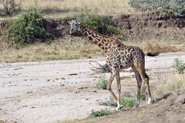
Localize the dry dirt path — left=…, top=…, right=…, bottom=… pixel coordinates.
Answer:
left=0, top=52, right=185, bottom=123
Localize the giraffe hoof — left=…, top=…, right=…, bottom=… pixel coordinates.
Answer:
left=147, top=98, right=152, bottom=104
left=116, top=105, right=123, bottom=111
left=135, top=103, right=139, bottom=108
left=135, top=101, right=140, bottom=108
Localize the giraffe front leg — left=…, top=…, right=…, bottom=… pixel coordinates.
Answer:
left=116, top=72, right=123, bottom=111
left=107, top=73, right=119, bottom=110
left=135, top=82, right=142, bottom=107
left=107, top=71, right=123, bottom=111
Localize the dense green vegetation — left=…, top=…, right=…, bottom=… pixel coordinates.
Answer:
left=3, top=8, right=54, bottom=47
left=96, top=75, right=108, bottom=90
left=78, top=15, right=124, bottom=37
left=90, top=109, right=113, bottom=117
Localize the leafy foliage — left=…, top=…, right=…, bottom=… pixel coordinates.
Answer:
left=120, top=96, right=136, bottom=108
left=0, top=0, right=21, bottom=16
left=90, top=109, right=113, bottom=117
left=171, top=58, right=185, bottom=74
left=96, top=75, right=108, bottom=90
left=61, top=17, right=74, bottom=25
left=101, top=95, right=136, bottom=108
left=78, top=15, right=124, bottom=37
left=129, top=0, right=185, bottom=16
left=3, top=8, right=54, bottom=47
left=109, top=96, right=136, bottom=108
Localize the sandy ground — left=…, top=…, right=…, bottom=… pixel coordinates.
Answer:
left=0, top=52, right=185, bottom=123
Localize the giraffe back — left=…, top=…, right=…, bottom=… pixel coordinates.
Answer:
left=106, top=43, right=145, bottom=69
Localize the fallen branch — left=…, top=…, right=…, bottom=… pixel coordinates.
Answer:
left=89, top=60, right=111, bottom=73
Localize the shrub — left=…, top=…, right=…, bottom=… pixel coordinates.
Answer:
left=61, top=17, right=74, bottom=25
left=3, top=8, right=54, bottom=47
left=129, top=0, right=185, bottom=16
left=101, top=95, right=136, bottom=108
left=171, top=58, right=185, bottom=74
left=89, top=61, right=112, bottom=73
left=120, top=96, right=136, bottom=108
left=96, top=75, right=108, bottom=90
left=78, top=15, right=124, bottom=37
left=0, top=0, right=21, bottom=16
left=90, top=109, right=113, bottom=117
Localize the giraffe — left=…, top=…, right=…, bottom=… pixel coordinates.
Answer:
left=68, top=20, right=152, bottom=111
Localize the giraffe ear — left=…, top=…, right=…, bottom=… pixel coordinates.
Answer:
left=76, top=21, right=81, bottom=24
left=68, top=21, right=72, bottom=25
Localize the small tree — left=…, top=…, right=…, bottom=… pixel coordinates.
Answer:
left=3, top=8, right=54, bottom=46
left=171, top=58, right=185, bottom=74
left=0, top=0, right=22, bottom=16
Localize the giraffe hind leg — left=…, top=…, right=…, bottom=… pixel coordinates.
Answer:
left=116, top=72, right=123, bottom=110
left=132, top=66, right=142, bottom=107
left=138, top=68, right=152, bottom=105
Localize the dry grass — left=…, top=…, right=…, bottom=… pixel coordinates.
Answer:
left=0, top=36, right=183, bottom=63
left=125, top=27, right=185, bottom=53
left=0, top=36, right=105, bottom=63
left=156, top=73, right=185, bottom=97
left=139, top=40, right=183, bottom=54
left=126, top=27, right=185, bottom=43
left=124, top=38, right=183, bottom=55
left=0, top=0, right=135, bottom=20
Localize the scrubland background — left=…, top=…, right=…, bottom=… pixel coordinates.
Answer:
left=0, top=0, right=185, bottom=123
left=0, top=0, right=185, bottom=63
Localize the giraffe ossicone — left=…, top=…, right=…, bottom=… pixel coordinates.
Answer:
left=69, top=20, right=153, bottom=111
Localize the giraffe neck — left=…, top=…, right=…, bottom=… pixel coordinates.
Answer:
left=79, top=24, right=122, bottom=52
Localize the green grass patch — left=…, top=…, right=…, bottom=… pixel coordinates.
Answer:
left=90, top=109, right=114, bottom=118
left=100, top=95, right=136, bottom=109
left=96, top=75, right=108, bottom=90
left=171, top=58, right=185, bottom=74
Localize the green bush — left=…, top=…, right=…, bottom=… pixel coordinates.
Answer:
left=61, top=17, right=74, bottom=25
left=171, top=58, right=185, bottom=74
left=120, top=96, right=136, bottom=108
left=129, top=0, right=185, bottom=16
left=90, top=109, right=113, bottom=117
left=3, top=8, right=54, bottom=46
left=96, top=75, right=108, bottom=90
left=101, top=95, right=136, bottom=108
left=78, top=15, right=124, bottom=37
left=109, top=96, right=136, bottom=108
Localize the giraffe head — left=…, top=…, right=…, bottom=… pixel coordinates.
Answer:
left=68, top=20, right=81, bottom=34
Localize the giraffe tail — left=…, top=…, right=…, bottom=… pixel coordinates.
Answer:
left=147, top=52, right=160, bottom=57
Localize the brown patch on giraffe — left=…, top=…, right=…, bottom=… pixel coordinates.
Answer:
left=133, top=52, right=137, bottom=56
left=105, top=43, right=109, bottom=47
left=94, top=40, right=98, bottom=44
left=101, top=39, right=105, bottom=44
left=88, top=36, right=93, bottom=40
